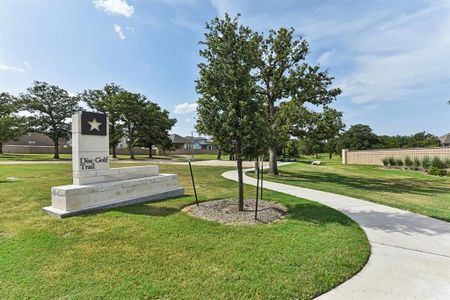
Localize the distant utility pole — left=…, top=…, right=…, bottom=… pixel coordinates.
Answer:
left=191, top=130, right=197, bottom=161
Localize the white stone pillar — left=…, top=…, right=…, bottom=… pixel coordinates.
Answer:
left=72, top=111, right=110, bottom=184
left=342, top=149, right=348, bottom=165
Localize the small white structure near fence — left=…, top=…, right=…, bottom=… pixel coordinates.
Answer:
left=342, top=147, right=450, bottom=165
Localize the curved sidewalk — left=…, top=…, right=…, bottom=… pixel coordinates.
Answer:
left=222, top=168, right=450, bottom=299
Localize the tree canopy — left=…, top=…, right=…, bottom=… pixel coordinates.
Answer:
left=20, top=81, right=80, bottom=159
left=257, top=27, right=341, bottom=174
left=137, top=102, right=176, bottom=158
left=337, top=124, right=380, bottom=151
left=196, top=14, right=269, bottom=210
left=0, top=92, right=27, bottom=154
left=78, top=83, right=125, bottom=158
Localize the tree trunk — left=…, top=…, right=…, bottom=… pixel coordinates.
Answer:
left=112, top=145, right=117, bottom=158
left=236, top=141, right=244, bottom=211
left=329, top=152, right=333, bottom=159
left=130, top=146, right=135, bottom=160
left=53, top=139, right=60, bottom=159
left=148, top=144, right=153, bottom=158
left=217, top=149, right=222, bottom=160
left=269, top=146, right=278, bottom=175
left=0, top=142, right=3, bottom=154
left=268, top=98, right=279, bottom=175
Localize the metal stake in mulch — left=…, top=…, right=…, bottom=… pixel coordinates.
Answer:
left=260, top=159, right=264, bottom=201
left=255, top=158, right=260, bottom=220
left=189, top=160, right=199, bottom=206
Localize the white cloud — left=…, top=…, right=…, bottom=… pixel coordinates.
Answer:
left=94, top=0, right=134, bottom=18
left=23, top=61, right=32, bottom=70
left=337, top=2, right=450, bottom=104
left=114, top=24, right=126, bottom=39
left=126, top=26, right=135, bottom=33
left=174, top=102, right=197, bottom=114
left=0, top=54, right=25, bottom=72
left=0, top=64, right=25, bottom=73
left=208, top=1, right=450, bottom=106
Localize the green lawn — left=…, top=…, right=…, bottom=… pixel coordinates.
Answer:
left=0, top=163, right=369, bottom=299
left=257, top=160, right=450, bottom=222
left=0, top=153, right=72, bottom=161
left=0, top=153, right=223, bottom=162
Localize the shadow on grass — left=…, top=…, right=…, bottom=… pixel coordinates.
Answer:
left=113, top=204, right=180, bottom=217
left=286, top=202, right=355, bottom=226
left=275, top=169, right=450, bottom=198
left=75, top=197, right=187, bottom=218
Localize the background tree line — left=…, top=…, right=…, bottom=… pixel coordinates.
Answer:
left=0, top=81, right=176, bottom=159
left=297, top=124, right=441, bottom=159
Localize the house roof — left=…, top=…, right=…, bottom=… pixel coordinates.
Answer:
left=169, top=134, right=190, bottom=144
left=184, top=136, right=211, bottom=145
left=5, top=132, right=68, bottom=146
left=439, top=133, right=450, bottom=144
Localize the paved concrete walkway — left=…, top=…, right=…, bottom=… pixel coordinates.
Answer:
left=222, top=168, right=450, bottom=299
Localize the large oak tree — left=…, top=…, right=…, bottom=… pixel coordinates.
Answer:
left=0, top=92, right=27, bottom=154
left=20, top=81, right=80, bottom=159
left=78, top=83, right=124, bottom=158
left=257, top=28, right=341, bottom=174
left=137, top=102, right=176, bottom=158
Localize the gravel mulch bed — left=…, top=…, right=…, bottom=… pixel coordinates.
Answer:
left=182, top=198, right=287, bottom=225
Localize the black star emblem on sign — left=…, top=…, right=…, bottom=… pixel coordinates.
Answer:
left=81, top=111, right=107, bottom=136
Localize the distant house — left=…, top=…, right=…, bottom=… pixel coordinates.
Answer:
left=117, top=136, right=128, bottom=149
left=183, top=136, right=214, bottom=150
left=439, top=133, right=450, bottom=147
left=169, top=134, right=191, bottom=150
left=167, top=134, right=214, bottom=150
left=6, top=132, right=69, bottom=147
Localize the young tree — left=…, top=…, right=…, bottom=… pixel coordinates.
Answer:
left=196, top=14, right=268, bottom=210
left=137, top=102, right=176, bottom=158
left=0, top=93, right=27, bottom=154
left=78, top=83, right=124, bottom=158
left=257, top=28, right=341, bottom=174
left=114, top=91, right=148, bottom=160
left=20, top=81, right=80, bottom=159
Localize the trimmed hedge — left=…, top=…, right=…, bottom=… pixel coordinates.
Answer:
left=382, top=156, right=449, bottom=177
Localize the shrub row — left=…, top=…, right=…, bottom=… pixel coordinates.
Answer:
left=382, top=156, right=450, bottom=177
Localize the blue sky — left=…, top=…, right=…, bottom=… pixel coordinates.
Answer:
left=1, top=0, right=449, bottom=137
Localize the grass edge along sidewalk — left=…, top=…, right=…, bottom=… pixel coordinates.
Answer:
left=250, top=161, right=450, bottom=222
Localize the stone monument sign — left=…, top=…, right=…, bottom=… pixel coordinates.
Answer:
left=43, top=111, right=184, bottom=217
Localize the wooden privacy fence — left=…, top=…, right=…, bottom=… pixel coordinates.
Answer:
left=342, top=147, right=450, bottom=165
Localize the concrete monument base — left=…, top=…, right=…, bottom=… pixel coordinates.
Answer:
left=43, top=187, right=184, bottom=218
left=43, top=111, right=184, bottom=218
left=43, top=166, right=184, bottom=218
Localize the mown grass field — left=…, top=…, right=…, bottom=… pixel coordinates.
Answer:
left=0, top=162, right=369, bottom=299
left=257, top=159, right=450, bottom=222
left=0, top=153, right=174, bottom=161
left=0, top=153, right=225, bottom=162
